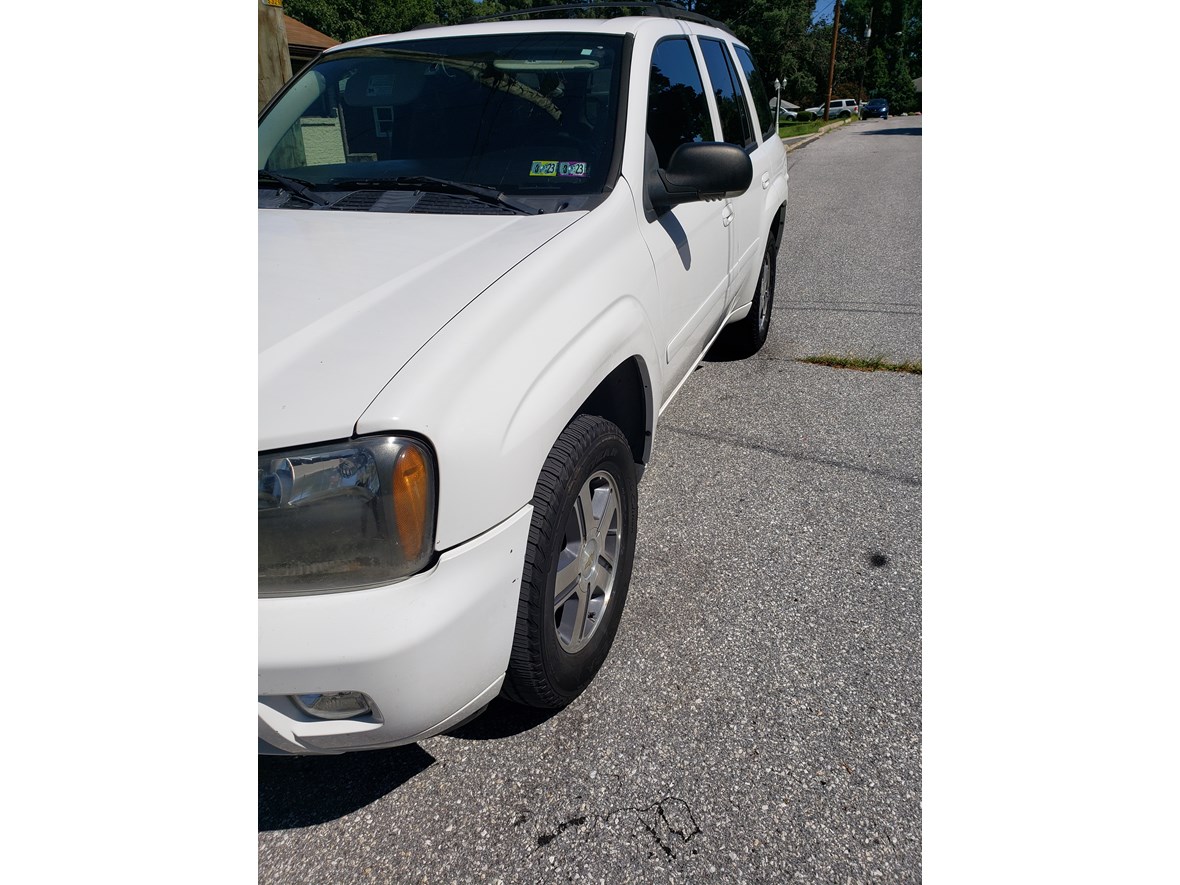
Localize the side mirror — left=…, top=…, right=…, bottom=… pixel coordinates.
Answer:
left=648, top=142, right=753, bottom=210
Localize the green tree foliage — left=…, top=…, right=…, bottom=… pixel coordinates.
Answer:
left=687, top=0, right=817, bottom=111
left=888, top=52, right=918, bottom=112
left=283, top=0, right=499, bottom=43
left=280, top=0, right=921, bottom=111
left=864, top=47, right=889, bottom=97
left=809, top=0, right=920, bottom=108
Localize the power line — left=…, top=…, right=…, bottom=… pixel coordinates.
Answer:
left=811, top=0, right=837, bottom=25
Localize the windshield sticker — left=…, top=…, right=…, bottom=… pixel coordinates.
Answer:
left=530, top=160, right=558, bottom=177
left=558, top=162, right=588, bottom=177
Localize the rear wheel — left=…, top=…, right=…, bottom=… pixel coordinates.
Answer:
left=713, top=235, right=777, bottom=358
left=502, top=415, right=638, bottom=709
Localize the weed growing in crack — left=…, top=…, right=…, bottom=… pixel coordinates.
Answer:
left=798, top=355, right=921, bottom=374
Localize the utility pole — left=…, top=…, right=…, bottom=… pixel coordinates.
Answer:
left=857, top=5, right=874, bottom=105
left=823, top=0, right=841, bottom=121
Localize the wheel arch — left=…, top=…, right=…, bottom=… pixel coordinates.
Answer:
left=770, top=199, right=787, bottom=250
left=574, top=356, right=654, bottom=474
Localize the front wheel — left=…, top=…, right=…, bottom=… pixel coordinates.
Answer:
left=502, top=415, right=638, bottom=709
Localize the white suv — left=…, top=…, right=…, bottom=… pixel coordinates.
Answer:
left=805, top=97, right=858, bottom=118
left=258, top=5, right=788, bottom=754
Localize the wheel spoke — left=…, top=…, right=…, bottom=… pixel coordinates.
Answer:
left=577, top=484, right=595, bottom=541
left=588, top=562, right=611, bottom=597
left=570, top=580, right=591, bottom=644
left=592, top=486, right=617, bottom=546
left=554, top=556, right=581, bottom=609
left=597, top=541, right=617, bottom=574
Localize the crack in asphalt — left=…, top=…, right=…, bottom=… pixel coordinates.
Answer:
left=531, top=796, right=701, bottom=860
left=535, top=815, right=586, bottom=847
left=783, top=305, right=922, bottom=316
left=659, top=424, right=921, bottom=488
left=789, top=300, right=920, bottom=308
left=617, top=797, right=701, bottom=859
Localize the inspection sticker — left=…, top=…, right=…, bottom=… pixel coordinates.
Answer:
left=530, top=160, right=558, bottom=177
left=558, top=161, right=588, bottom=177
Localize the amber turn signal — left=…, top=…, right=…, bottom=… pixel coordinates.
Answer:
left=393, top=445, right=430, bottom=560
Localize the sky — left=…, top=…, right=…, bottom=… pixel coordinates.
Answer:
left=811, top=0, right=838, bottom=25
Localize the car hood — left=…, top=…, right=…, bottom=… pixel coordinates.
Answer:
left=259, top=208, right=581, bottom=451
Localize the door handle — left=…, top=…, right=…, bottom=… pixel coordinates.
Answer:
left=722, top=205, right=733, bottom=227
left=761, top=172, right=770, bottom=189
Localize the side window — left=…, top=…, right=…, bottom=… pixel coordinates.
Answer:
left=733, top=45, right=776, bottom=141
left=647, top=37, right=714, bottom=168
left=698, top=38, right=755, bottom=149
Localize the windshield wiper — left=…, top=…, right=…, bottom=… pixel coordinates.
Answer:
left=259, top=171, right=330, bottom=207
left=330, top=175, right=540, bottom=215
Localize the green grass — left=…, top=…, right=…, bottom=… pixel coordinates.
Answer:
left=798, top=354, right=922, bottom=375
left=778, top=114, right=858, bottom=139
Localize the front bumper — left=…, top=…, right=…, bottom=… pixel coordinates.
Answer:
left=258, top=504, right=533, bottom=754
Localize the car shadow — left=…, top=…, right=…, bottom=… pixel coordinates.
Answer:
left=703, top=337, right=748, bottom=362
left=442, top=696, right=560, bottom=741
left=258, top=700, right=558, bottom=830
left=259, top=743, right=436, bottom=831
left=860, top=127, right=922, bottom=136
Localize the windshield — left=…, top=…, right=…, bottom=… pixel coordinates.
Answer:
left=259, top=33, right=625, bottom=206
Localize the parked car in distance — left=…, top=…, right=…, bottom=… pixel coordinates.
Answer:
left=804, top=97, right=858, bottom=118
left=778, top=107, right=797, bottom=120
left=861, top=98, right=890, bottom=119
left=257, top=5, right=789, bottom=755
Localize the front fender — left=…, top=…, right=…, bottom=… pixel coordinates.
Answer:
left=356, top=181, right=663, bottom=550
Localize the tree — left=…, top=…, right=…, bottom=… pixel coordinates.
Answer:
left=283, top=0, right=495, bottom=43
left=811, top=0, right=921, bottom=104
left=888, top=52, right=918, bottom=113
left=693, top=0, right=817, bottom=105
left=864, top=47, right=889, bottom=98
left=279, top=0, right=921, bottom=112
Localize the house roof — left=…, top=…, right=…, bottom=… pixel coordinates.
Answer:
left=284, top=14, right=338, bottom=52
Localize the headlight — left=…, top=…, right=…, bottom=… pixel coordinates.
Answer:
left=258, top=436, right=437, bottom=597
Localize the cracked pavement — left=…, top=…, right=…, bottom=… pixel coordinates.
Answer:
left=259, top=116, right=922, bottom=884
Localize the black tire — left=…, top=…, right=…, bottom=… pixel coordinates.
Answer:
left=713, top=235, right=777, bottom=358
left=502, top=415, right=638, bottom=709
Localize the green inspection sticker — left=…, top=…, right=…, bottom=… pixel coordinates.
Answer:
left=530, top=160, right=558, bottom=177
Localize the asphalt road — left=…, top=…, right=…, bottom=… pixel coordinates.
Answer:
left=259, top=115, right=923, bottom=884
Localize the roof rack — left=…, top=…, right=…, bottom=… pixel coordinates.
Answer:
left=458, top=2, right=734, bottom=36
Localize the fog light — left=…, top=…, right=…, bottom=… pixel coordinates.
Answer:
left=292, top=691, right=373, bottom=720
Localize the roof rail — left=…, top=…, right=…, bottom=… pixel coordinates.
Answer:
left=458, top=2, right=734, bottom=36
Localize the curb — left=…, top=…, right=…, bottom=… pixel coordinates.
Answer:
left=781, top=118, right=852, bottom=153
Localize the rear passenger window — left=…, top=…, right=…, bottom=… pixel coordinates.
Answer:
left=698, top=38, right=755, bottom=149
left=646, top=37, right=714, bottom=168
left=733, top=45, right=776, bottom=141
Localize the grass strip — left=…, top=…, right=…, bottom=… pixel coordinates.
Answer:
left=778, top=116, right=856, bottom=138
left=798, top=354, right=922, bottom=375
